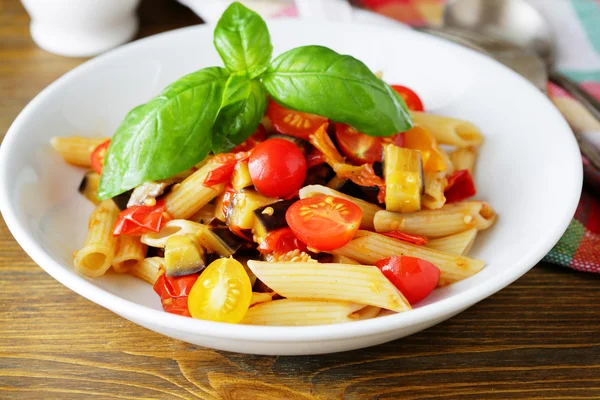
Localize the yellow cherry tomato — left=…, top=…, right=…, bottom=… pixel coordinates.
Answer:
left=187, top=258, right=252, bottom=323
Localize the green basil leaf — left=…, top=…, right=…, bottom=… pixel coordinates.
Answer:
left=214, top=2, right=272, bottom=78
left=262, top=45, right=412, bottom=136
left=98, top=67, right=229, bottom=200
left=212, top=74, right=267, bottom=153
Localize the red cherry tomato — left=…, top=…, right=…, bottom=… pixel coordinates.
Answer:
left=248, top=138, right=307, bottom=198
left=153, top=273, right=198, bottom=317
left=445, top=170, right=477, bottom=203
left=375, top=256, right=440, bottom=304
left=391, top=85, right=424, bottom=112
left=286, top=195, right=362, bottom=251
left=258, top=227, right=307, bottom=255
left=113, top=199, right=171, bottom=236
left=381, top=231, right=428, bottom=246
left=90, top=139, right=111, bottom=174
left=221, top=184, right=236, bottom=217
left=232, top=125, right=267, bottom=153
left=306, top=147, right=327, bottom=169
left=335, top=124, right=406, bottom=165
left=267, top=101, right=329, bottom=140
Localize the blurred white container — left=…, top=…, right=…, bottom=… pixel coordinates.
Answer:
left=21, top=0, right=141, bottom=57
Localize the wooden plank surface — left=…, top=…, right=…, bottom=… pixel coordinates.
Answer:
left=1, top=0, right=600, bottom=398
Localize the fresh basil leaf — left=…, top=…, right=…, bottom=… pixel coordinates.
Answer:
left=212, top=74, right=267, bottom=153
left=262, top=45, right=412, bottom=136
left=214, top=2, right=272, bottom=78
left=98, top=67, right=229, bottom=200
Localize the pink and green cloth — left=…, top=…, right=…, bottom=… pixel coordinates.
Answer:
left=182, top=0, right=600, bottom=273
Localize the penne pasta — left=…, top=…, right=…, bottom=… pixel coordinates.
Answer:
left=78, top=172, right=101, bottom=206
left=141, top=219, right=202, bottom=248
left=352, top=305, right=381, bottom=320
left=112, top=235, right=148, bottom=273
left=50, top=136, right=108, bottom=168
left=163, top=158, right=226, bottom=220
left=374, top=201, right=496, bottom=238
left=74, top=200, right=119, bottom=278
left=299, top=185, right=381, bottom=230
left=449, top=146, right=478, bottom=175
left=247, top=261, right=411, bottom=312
left=332, top=231, right=485, bottom=286
left=422, top=171, right=448, bottom=210
left=426, top=228, right=478, bottom=256
left=130, top=257, right=164, bottom=284
left=331, top=254, right=361, bottom=265
left=189, top=203, right=216, bottom=224
left=410, top=112, right=484, bottom=148
left=250, top=292, right=274, bottom=306
left=242, top=299, right=373, bottom=326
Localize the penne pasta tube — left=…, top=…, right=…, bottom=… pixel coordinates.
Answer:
left=50, top=136, right=108, bottom=168
left=422, top=171, right=448, bottom=210
left=333, top=231, right=485, bottom=286
left=141, top=219, right=202, bottom=248
left=78, top=172, right=101, bottom=206
left=242, top=299, right=373, bottom=326
left=250, top=292, right=274, bottom=306
left=163, top=158, right=226, bottom=220
left=449, top=146, right=478, bottom=175
left=299, top=185, right=381, bottom=230
left=426, top=228, right=478, bottom=256
left=331, top=254, right=361, bottom=265
left=247, top=261, right=411, bottom=312
left=112, top=235, right=148, bottom=274
left=352, top=305, right=381, bottom=320
left=374, top=201, right=496, bottom=238
left=130, top=257, right=164, bottom=284
left=189, top=203, right=216, bottom=224
left=410, top=112, right=484, bottom=148
left=74, top=200, right=119, bottom=278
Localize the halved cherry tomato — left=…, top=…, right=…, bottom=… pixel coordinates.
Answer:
left=204, top=151, right=251, bottom=187
left=232, top=125, right=267, bottom=153
left=187, top=258, right=252, bottom=323
left=391, top=85, right=424, bottom=111
left=90, top=139, right=110, bottom=175
left=335, top=124, right=405, bottom=165
left=375, top=256, right=440, bottom=304
left=286, top=195, right=362, bottom=251
left=113, top=199, right=171, bottom=236
left=153, top=273, right=199, bottom=317
left=248, top=138, right=307, bottom=198
left=445, top=169, right=476, bottom=203
left=267, top=100, right=329, bottom=140
left=381, top=231, right=428, bottom=246
left=258, top=227, right=307, bottom=255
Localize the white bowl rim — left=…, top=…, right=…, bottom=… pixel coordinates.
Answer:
left=0, top=20, right=583, bottom=343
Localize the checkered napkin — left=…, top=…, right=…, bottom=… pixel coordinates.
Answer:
left=180, top=0, right=600, bottom=272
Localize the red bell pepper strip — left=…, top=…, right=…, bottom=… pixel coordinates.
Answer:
left=444, top=169, right=476, bottom=203
left=113, top=199, right=170, bottom=236
left=203, top=151, right=251, bottom=187
left=153, top=274, right=198, bottom=317
left=381, top=231, right=428, bottom=246
left=258, top=227, right=307, bottom=255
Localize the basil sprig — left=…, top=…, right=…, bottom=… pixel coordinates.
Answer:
left=98, top=2, right=412, bottom=200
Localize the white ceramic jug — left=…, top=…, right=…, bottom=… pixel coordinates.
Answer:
left=21, top=0, right=141, bottom=57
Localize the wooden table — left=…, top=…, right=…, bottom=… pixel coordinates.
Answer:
left=2, top=1, right=600, bottom=398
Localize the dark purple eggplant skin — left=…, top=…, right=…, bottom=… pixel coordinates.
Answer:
left=111, top=190, right=133, bottom=211
left=165, top=262, right=205, bottom=277
left=253, top=199, right=295, bottom=233
left=211, top=226, right=246, bottom=253
left=303, top=164, right=334, bottom=186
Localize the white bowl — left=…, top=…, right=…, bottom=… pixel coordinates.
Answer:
left=0, top=20, right=582, bottom=355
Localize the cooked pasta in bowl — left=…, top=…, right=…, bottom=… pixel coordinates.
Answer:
left=0, top=3, right=581, bottom=354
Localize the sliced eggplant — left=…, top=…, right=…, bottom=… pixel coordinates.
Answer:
left=252, top=199, right=296, bottom=242
left=232, top=161, right=253, bottom=191
left=164, top=234, right=206, bottom=277
left=127, top=181, right=171, bottom=207
left=195, top=224, right=245, bottom=257
left=78, top=172, right=101, bottom=205
left=226, top=190, right=279, bottom=232
left=383, top=144, right=423, bottom=213
left=213, top=193, right=227, bottom=222
left=146, top=246, right=165, bottom=258
left=304, top=164, right=334, bottom=186
left=189, top=204, right=216, bottom=224
left=112, top=189, right=133, bottom=211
